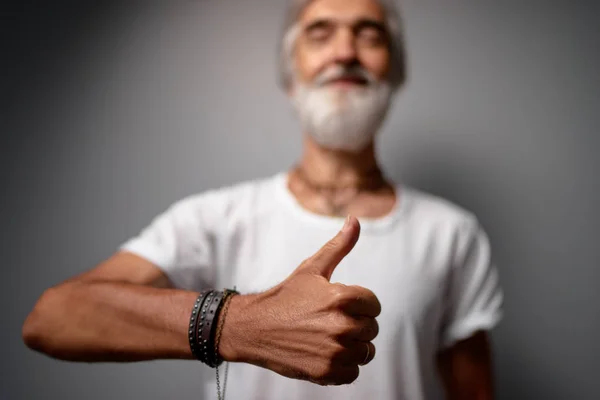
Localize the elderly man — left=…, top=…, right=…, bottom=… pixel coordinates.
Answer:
left=22, top=0, right=502, bottom=399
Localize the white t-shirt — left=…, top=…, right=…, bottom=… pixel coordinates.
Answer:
left=121, top=172, right=503, bottom=400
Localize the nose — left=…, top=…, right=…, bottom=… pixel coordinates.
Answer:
left=331, top=29, right=358, bottom=65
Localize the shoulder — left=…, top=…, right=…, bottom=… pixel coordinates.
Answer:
left=401, top=187, right=496, bottom=273
left=403, top=186, right=478, bottom=225
left=401, top=186, right=482, bottom=238
left=164, top=174, right=282, bottom=225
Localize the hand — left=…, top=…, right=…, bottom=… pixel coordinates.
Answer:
left=220, top=216, right=381, bottom=386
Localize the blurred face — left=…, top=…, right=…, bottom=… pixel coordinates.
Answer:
left=294, top=0, right=391, bottom=88
left=289, top=0, right=394, bottom=152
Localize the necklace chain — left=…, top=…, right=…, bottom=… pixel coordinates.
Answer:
left=216, top=362, right=230, bottom=400
left=294, top=165, right=385, bottom=192
left=293, top=165, right=387, bottom=217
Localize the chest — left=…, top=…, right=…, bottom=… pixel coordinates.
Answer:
left=225, top=221, right=452, bottom=336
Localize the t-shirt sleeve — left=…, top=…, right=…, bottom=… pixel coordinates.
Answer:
left=119, top=196, right=216, bottom=291
left=439, top=217, right=504, bottom=349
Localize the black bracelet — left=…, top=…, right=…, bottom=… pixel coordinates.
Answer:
left=188, top=288, right=239, bottom=368
left=188, top=290, right=211, bottom=361
left=198, top=290, right=223, bottom=368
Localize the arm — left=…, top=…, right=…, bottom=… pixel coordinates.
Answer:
left=21, top=251, right=202, bottom=362
left=435, top=217, right=503, bottom=399
left=22, top=217, right=379, bottom=386
left=436, top=331, right=494, bottom=400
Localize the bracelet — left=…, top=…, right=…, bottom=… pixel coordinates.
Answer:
left=214, top=289, right=239, bottom=365
left=188, top=288, right=239, bottom=368
left=215, top=288, right=238, bottom=400
left=188, top=290, right=211, bottom=361
left=199, top=290, right=221, bottom=367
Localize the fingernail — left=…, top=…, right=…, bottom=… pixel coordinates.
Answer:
left=342, top=215, right=351, bottom=232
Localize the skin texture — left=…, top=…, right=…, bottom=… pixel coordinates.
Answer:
left=288, top=2, right=496, bottom=393
left=288, top=0, right=397, bottom=218
left=294, top=0, right=391, bottom=85
left=22, top=0, right=496, bottom=397
left=437, top=331, right=495, bottom=400
left=219, top=217, right=379, bottom=385
left=23, top=217, right=380, bottom=386
left=21, top=252, right=197, bottom=362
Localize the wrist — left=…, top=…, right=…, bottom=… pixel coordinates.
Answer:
left=217, top=293, right=263, bottom=364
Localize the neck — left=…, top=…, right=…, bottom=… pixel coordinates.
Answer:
left=295, top=135, right=383, bottom=188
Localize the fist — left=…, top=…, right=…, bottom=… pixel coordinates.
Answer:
left=220, top=216, right=381, bottom=386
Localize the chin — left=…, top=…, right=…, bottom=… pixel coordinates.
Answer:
left=292, top=81, right=393, bottom=151
left=304, top=107, right=383, bottom=152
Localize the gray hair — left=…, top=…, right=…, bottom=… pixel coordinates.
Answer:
left=277, top=0, right=407, bottom=91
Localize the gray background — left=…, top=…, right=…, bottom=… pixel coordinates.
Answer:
left=2, top=0, right=599, bottom=399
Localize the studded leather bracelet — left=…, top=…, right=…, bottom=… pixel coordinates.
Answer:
left=188, top=290, right=211, bottom=362
left=188, top=288, right=239, bottom=368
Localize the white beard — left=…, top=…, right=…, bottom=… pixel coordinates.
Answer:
left=291, top=79, right=393, bottom=153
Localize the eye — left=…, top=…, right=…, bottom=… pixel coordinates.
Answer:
left=306, top=26, right=332, bottom=43
left=357, top=27, right=386, bottom=46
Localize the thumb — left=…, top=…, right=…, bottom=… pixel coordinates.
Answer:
left=303, top=215, right=361, bottom=280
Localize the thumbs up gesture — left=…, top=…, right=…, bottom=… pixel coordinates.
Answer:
left=218, top=216, right=381, bottom=386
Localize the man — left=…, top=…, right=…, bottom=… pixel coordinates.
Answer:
left=22, top=0, right=503, bottom=399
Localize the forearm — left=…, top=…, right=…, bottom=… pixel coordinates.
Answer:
left=22, top=280, right=197, bottom=362
left=437, top=332, right=494, bottom=400
left=22, top=218, right=378, bottom=387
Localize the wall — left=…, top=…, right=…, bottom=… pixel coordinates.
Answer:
left=2, top=1, right=599, bottom=399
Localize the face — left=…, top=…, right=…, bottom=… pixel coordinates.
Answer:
left=288, top=0, right=395, bottom=153
left=293, top=0, right=391, bottom=90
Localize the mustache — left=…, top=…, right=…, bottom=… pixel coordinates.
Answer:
left=313, top=65, right=376, bottom=87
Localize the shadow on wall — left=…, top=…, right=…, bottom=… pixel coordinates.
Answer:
left=386, top=133, right=570, bottom=400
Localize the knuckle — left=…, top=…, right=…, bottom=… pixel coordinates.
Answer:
left=362, top=287, right=377, bottom=298
left=349, top=286, right=382, bottom=315
left=329, top=286, right=351, bottom=308
left=345, top=285, right=364, bottom=299
left=361, top=287, right=380, bottom=303
left=330, top=346, right=346, bottom=361
left=329, top=314, right=354, bottom=338
left=348, top=285, right=371, bottom=297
